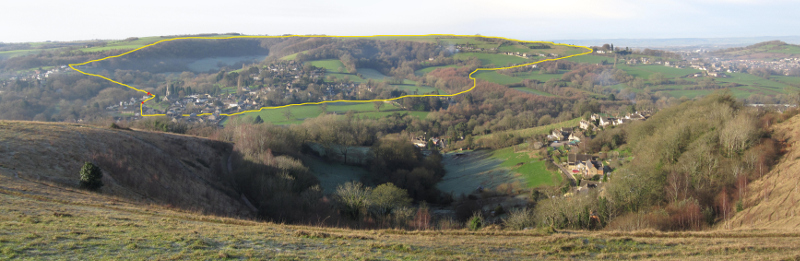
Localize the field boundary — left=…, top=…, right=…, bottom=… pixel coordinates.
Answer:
left=67, top=34, right=593, bottom=117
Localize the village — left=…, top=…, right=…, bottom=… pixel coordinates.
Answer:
left=106, top=60, right=388, bottom=124
left=542, top=111, right=651, bottom=194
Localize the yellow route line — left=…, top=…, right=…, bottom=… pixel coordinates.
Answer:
left=68, top=34, right=593, bottom=117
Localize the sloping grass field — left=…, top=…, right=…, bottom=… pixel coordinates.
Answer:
left=5, top=178, right=800, bottom=260
left=453, top=53, right=531, bottom=67
left=475, top=118, right=582, bottom=142
left=414, top=65, right=460, bottom=76
left=618, top=65, right=701, bottom=79
left=489, top=147, right=561, bottom=188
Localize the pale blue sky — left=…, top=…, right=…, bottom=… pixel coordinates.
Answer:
left=2, top=0, right=798, bottom=43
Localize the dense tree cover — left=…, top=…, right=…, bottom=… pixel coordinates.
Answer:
left=366, top=134, right=447, bottom=203
left=294, top=39, right=450, bottom=77
left=0, top=72, right=139, bottom=121
left=93, top=39, right=269, bottom=73
left=532, top=91, right=784, bottom=231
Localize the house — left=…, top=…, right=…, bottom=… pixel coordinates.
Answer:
left=579, top=119, right=594, bottom=130
left=568, top=154, right=594, bottom=166
left=549, top=130, right=564, bottom=141
left=568, top=133, right=581, bottom=142
left=598, top=117, right=614, bottom=127
left=548, top=128, right=573, bottom=141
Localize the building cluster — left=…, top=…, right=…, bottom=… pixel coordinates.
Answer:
left=578, top=112, right=649, bottom=131
left=411, top=135, right=448, bottom=150
left=104, top=60, right=386, bottom=123
left=567, top=153, right=604, bottom=179
left=2, top=65, right=70, bottom=86
left=452, top=44, right=557, bottom=59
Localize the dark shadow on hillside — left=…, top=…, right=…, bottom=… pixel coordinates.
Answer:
left=437, top=150, right=520, bottom=196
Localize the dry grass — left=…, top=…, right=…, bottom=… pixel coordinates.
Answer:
left=723, top=115, right=800, bottom=230
left=0, top=120, right=252, bottom=218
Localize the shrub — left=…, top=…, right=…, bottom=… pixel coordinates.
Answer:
left=504, top=208, right=535, bottom=230
left=79, top=162, right=103, bottom=191
left=334, top=181, right=370, bottom=220
left=368, top=183, right=412, bottom=217
left=468, top=212, right=484, bottom=231
left=109, top=122, right=129, bottom=130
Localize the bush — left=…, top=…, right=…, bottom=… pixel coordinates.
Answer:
left=79, top=162, right=103, bottom=191
left=109, top=122, right=130, bottom=130
left=335, top=181, right=370, bottom=220
left=368, top=183, right=412, bottom=217
left=468, top=212, right=484, bottom=231
left=504, top=208, right=535, bottom=230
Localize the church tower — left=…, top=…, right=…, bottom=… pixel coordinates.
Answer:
left=164, top=79, right=171, bottom=101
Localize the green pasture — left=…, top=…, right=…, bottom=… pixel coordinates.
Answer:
left=453, top=52, right=531, bottom=67
left=0, top=49, right=42, bottom=59
left=414, top=65, right=460, bottom=76
left=565, top=54, right=612, bottom=64
left=772, top=75, right=800, bottom=85
left=618, top=65, right=701, bottom=79
left=309, top=59, right=346, bottom=71
left=476, top=118, right=581, bottom=142
left=663, top=89, right=715, bottom=99
left=356, top=68, right=388, bottom=80
left=473, top=69, right=565, bottom=85
left=717, top=73, right=794, bottom=93
left=490, top=147, right=561, bottom=188
left=497, top=44, right=534, bottom=54
left=389, top=84, right=439, bottom=94
left=473, top=71, right=523, bottom=85
left=437, top=38, right=500, bottom=49
left=227, top=102, right=427, bottom=125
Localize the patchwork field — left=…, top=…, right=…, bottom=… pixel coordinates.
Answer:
left=617, top=65, right=701, bottom=79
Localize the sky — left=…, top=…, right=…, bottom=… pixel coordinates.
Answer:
left=2, top=0, right=799, bottom=43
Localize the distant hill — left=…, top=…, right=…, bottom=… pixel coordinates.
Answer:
left=713, top=40, right=800, bottom=60
left=724, top=114, right=800, bottom=230
left=555, top=36, right=800, bottom=50
left=0, top=121, right=254, bottom=218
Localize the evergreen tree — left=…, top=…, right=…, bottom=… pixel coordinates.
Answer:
left=253, top=115, right=264, bottom=124
left=79, top=162, right=103, bottom=191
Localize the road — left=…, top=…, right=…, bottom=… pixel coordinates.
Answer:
left=552, top=160, right=577, bottom=186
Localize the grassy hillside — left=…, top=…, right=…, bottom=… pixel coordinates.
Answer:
left=2, top=121, right=800, bottom=259
left=0, top=120, right=253, bottom=218
left=2, top=175, right=800, bottom=259
left=724, top=114, right=800, bottom=230
left=475, top=118, right=582, bottom=143
left=716, top=41, right=800, bottom=60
